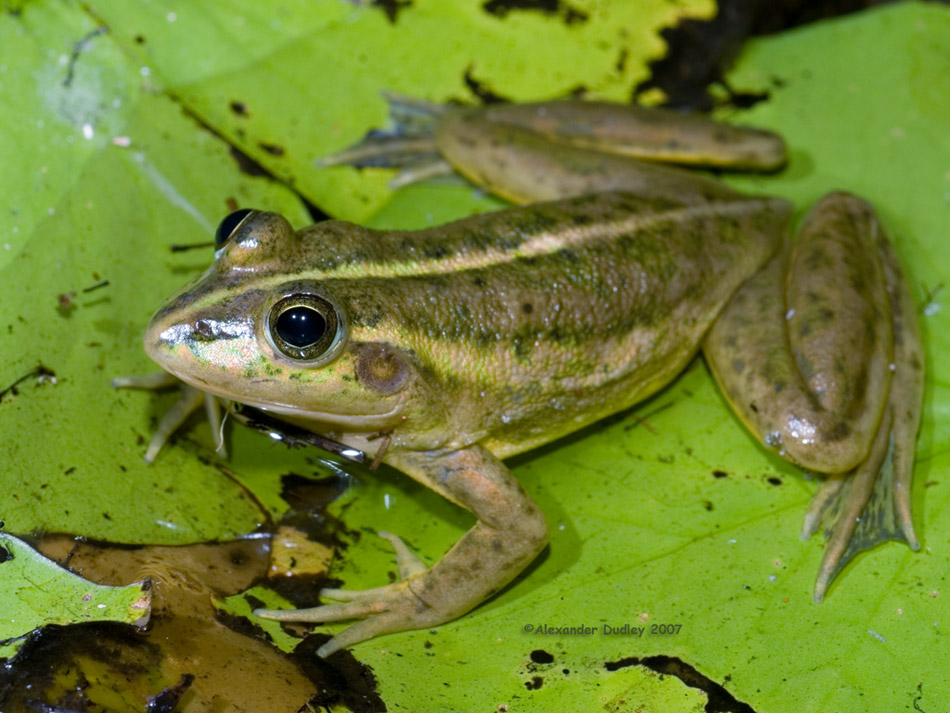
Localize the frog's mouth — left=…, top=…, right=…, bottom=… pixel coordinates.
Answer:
left=156, top=364, right=407, bottom=432
left=228, top=393, right=406, bottom=431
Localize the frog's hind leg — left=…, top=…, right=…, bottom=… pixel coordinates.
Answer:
left=317, top=93, right=453, bottom=186
left=805, top=407, right=920, bottom=602
left=320, top=93, right=783, bottom=204
left=805, top=222, right=923, bottom=600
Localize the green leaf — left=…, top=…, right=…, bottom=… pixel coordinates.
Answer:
left=0, top=0, right=308, bottom=543
left=84, top=0, right=716, bottom=221
left=0, top=533, right=151, bottom=659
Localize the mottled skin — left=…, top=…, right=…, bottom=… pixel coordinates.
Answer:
left=148, top=195, right=789, bottom=459
left=704, top=194, right=895, bottom=473
left=136, top=100, right=922, bottom=654
left=703, top=193, right=924, bottom=595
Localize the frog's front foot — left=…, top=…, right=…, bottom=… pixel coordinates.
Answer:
left=256, top=531, right=444, bottom=657
left=112, top=372, right=228, bottom=461
left=258, top=445, right=548, bottom=656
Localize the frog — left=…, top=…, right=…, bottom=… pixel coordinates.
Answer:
left=118, top=97, right=923, bottom=658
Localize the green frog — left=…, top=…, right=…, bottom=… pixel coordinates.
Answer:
left=118, top=98, right=923, bottom=657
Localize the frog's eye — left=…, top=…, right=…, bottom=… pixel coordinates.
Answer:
left=215, top=209, right=256, bottom=247
left=267, top=294, right=342, bottom=361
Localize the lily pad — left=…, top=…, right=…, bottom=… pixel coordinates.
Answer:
left=0, top=533, right=151, bottom=659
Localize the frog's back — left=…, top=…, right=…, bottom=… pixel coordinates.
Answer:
left=301, top=192, right=791, bottom=455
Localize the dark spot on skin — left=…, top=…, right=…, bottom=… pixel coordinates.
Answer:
left=833, top=356, right=846, bottom=375
left=423, top=244, right=449, bottom=259
left=825, top=421, right=852, bottom=441
left=230, top=101, right=248, bottom=116
left=476, top=329, right=499, bottom=348
left=134, top=34, right=145, bottom=44
left=513, top=338, right=531, bottom=362
left=702, top=500, right=714, bottom=511
left=749, top=403, right=759, bottom=413
left=731, top=358, right=745, bottom=374
left=767, top=476, right=782, bottom=486
left=522, top=303, right=533, bottom=314
left=530, top=649, right=554, bottom=664
left=472, top=276, right=486, bottom=288
left=525, top=676, right=543, bottom=690
left=491, top=538, right=504, bottom=552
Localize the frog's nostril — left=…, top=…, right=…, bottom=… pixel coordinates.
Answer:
left=193, top=319, right=216, bottom=341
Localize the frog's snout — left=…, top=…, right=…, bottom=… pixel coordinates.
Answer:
left=143, top=304, right=255, bottom=377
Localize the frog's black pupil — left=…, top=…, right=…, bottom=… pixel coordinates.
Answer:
left=215, top=208, right=255, bottom=246
left=276, top=306, right=327, bottom=348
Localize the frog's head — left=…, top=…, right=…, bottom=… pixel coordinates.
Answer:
left=144, top=210, right=449, bottom=452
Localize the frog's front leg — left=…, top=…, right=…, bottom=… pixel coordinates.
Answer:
left=112, top=373, right=228, bottom=461
left=255, top=444, right=548, bottom=657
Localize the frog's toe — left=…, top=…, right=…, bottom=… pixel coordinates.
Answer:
left=254, top=531, right=442, bottom=656
left=377, top=530, right=428, bottom=578
left=255, top=579, right=441, bottom=657
left=111, top=372, right=179, bottom=390
left=113, top=373, right=226, bottom=461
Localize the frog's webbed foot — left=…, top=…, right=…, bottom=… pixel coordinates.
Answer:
left=801, top=203, right=924, bottom=601
left=318, top=93, right=454, bottom=187
left=803, top=409, right=920, bottom=602
left=256, top=445, right=548, bottom=657
left=255, top=531, right=437, bottom=658
left=112, top=373, right=228, bottom=462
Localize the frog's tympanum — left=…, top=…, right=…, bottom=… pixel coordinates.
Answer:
left=122, top=98, right=923, bottom=657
